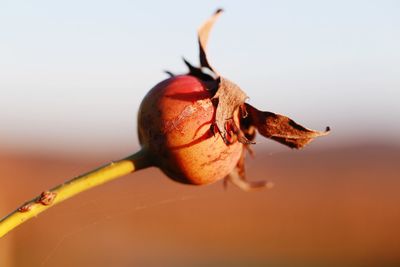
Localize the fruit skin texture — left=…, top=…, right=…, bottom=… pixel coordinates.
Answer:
left=138, top=75, right=243, bottom=185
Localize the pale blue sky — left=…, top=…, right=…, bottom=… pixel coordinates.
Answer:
left=0, top=0, right=399, bottom=157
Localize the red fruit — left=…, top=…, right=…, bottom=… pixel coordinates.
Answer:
left=138, top=75, right=243, bottom=185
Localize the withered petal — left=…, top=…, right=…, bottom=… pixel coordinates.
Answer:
left=246, top=104, right=330, bottom=149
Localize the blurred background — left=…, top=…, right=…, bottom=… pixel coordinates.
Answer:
left=1, top=1, right=399, bottom=266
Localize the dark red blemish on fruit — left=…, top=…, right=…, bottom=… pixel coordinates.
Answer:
left=201, top=148, right=232, bottom=167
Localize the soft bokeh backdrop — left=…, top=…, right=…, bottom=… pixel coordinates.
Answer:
left=1, top=1, right=399, bottom=266
left=1, top=0, right=399, bottom=156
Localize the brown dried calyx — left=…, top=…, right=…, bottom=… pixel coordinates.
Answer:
left=181, top=9, right=330, bottom=190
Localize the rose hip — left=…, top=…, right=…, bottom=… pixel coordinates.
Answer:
left=138, top=75, right=243, bottom=185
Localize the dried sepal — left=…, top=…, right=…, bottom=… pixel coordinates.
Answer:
left=226, top=165, right=274, bottom=192
left=164, top=70, right=175, bottom=77
left=198, top=8, right=223, bottom=72
left=183, top=58, right=215, bottom=82
left=183, top=9, right=221, bottom=90
left=180, top=10, right=250, bottom=145
left=246, top=104, right=330, bottom=149
left=188, top=9, right=329, bottom=150
left=211, top=78, right=251, bottom=144
left=223, top=146, right=273, bottom=191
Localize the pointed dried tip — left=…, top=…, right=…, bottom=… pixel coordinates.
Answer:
left=182, top=57, right=197, bottom=72
left=306, top=126, right=331, bottom=139
left=197, top=8, right=224, bottom=72
left=198, top=8, right=224, bottom=45
left=164, top=70, right=175, bottom=77
left=246, top=104, right=330, bottom=149
left=215, top=8, right=224, bottom=14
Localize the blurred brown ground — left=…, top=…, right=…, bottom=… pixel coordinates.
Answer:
left=1, top=143, right=399, bottom=267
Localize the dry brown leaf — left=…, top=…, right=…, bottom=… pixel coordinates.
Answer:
left=246, top=104, right=330, bottom=149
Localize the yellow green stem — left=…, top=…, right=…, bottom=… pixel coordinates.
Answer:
left=0, top=149, right=152, bottom=238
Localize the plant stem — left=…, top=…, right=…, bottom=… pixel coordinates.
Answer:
left=0, top=149, right=152, bottom=238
